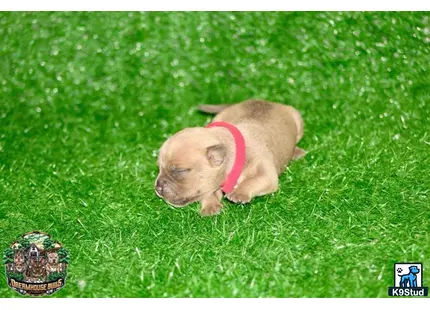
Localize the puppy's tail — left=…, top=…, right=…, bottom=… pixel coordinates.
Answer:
left=197, top=104, right=231, bottom=114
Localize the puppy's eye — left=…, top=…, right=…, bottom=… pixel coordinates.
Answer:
left=171, top=167, right=191, bottom=176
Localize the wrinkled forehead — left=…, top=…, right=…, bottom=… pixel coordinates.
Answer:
left=158, top=128, right=217, bottom=167
left=159, top=138, right=202, bottom=168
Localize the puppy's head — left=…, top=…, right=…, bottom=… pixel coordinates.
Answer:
left=47, top=252, right=58, bottom=264
left=14, top=250, right=25, bottom=265
left=155, top=127, right=226, bottom=207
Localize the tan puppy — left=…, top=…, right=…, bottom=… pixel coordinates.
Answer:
left=155, top=99, right=305, bottom=216
left=45, top=251, right=62, bottom=273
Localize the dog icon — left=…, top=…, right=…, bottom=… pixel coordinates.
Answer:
left=399, top=266, right=420, bottom=287
left=28, top=243, right=40, bottom=261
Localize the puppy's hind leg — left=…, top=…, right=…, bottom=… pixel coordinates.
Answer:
left=293, top=147, right=307, bottom=160
left=225, top=163, right=279, bottom=204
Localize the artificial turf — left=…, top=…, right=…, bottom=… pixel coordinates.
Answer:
left=0, top=12, right=429, bottom=298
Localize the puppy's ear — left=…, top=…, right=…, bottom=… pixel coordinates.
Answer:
left=206, top=144, right=226, bottom=166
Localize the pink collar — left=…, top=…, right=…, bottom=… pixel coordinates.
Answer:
left=206, top=121, right=246, bottom=193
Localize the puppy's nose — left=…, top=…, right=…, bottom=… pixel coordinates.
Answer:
left=155, top=178, right=166, bottom=195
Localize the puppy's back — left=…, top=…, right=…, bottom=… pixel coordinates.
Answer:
left=213, top=99, right=303, bottom=142
left=212, top=99, right=274, bottom=124
left=212, top=99, right=304, bottom=173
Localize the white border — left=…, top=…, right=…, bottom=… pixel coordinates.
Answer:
left=1, top=0, right=429, bottom=306
left=0, top=298, right=429, bottom=309
left=0, top=0, right=429, bottom=11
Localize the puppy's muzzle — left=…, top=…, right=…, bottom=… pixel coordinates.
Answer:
left=155, top=178, right=168, bottom=196
left=155, top=176, right=176, bottom=200
left=155, top=176, right=192, bottom=207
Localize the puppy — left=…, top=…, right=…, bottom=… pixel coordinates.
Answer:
left=25, top=258, right=47, bottom=281
left=13, top=249, right=27, bottom=273
left=155, top=99, right=305, bottom=216
left=45, top=251, right=62, bottom=273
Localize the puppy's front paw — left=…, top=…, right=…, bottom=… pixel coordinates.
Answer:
left=225, top=190, right=252, bottom=204
left=200, top=202, right=223, bottom=216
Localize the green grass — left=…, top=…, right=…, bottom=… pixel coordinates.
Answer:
left=0, top=12, right=429, bottom=297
